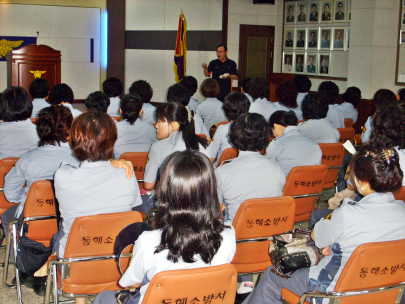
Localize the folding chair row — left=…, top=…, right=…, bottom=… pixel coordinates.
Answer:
left=0, top=158, right=19, bottom=215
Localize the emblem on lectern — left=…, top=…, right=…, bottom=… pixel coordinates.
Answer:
left=30, top=70, right=46, bottom=78
left=0, top=39, right=23, bottom=58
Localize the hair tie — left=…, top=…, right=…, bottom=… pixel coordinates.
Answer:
left=381, top=148, right=396, bottom=165
left=185, top=106, right=192, bottom=123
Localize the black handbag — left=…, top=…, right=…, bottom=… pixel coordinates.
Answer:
left=269, top=228, right=324, bottom=278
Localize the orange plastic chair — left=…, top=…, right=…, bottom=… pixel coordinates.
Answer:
left=344, top=118, right=354, bottom=128
left=231, top=197, right=295, bottom=275
left=197, top=133, right=207, bottom=140
left=318, top=143, right=345, bottom=190
left=142, top=264, right=238, bottom=304
left=282, top=165, right=328, bottom=222
left=216, top=148, right=238, bottom=168
left=281, top=239, right=405, bottom=304
left=337, top=127, right=355, bottom=156
left=30, top=118, right=38, bottom=124
left=119, top=152, right=148, bottom=182
left=393, top=186, right=405, bottom=201
left=111, top=116, right=122, bottom=122
left=211, top=121, right=230, bottom=138
left=44, top=211, right=143, bottom=304
left=0, top=158, right=19, bottom=215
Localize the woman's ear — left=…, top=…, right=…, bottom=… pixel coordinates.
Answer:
left=170, top=121, right=180, bottom=131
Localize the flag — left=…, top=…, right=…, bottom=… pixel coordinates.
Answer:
left=0, top=36, right=37, bottom=61
left=174, top=13, right=187, bottom=83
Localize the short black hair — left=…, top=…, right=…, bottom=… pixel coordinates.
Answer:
left=222, top=92, right=250, bottom=121
left=129, top=80, right=153, bottom=103
left=293, top=75, right=311, bottom=93
left=342, top=87, right=361, bottom=106
left=269, top=110, right=298, bottom=133
left=324, top=3, right=329, bottom=8
left=180, top=76, right=198, bottom=96
left=49, top=83, right=74, bottom=105
left=318, top=81, right=339, bottom=105
left=241, top=78, right=252, bottom=93
left=84, top=91, right=110, bottom=112
left=398, top=88, right=405, bottom=101
left=216, top=44, right=227, bottom=52
left=29, top=78, right=49, bottom=99
left=103, top=77, right=123, bottom=98
left=338, top=2, right=343, bottom=7
left=312, top=3, right=316, bottom=8
left=302, top=93, right=328, bottom=120
left=249, top=77, right=270, bottom=100
left=373, top=89, right=397, bottom=110
left=167, top=83, right=191, bottom=106
left=120, top=94, right=143, bottom=125
left=0, top=86, right=33, bottom=122
left=276, top=82, right=298, bottom=108
left=229, top=113, right=270, bottom=152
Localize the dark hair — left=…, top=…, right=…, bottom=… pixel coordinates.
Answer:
left=241, top=77, right=252, bottom=93
left=0, top=87, right=33, bottom=122
left=302, top=93, right=328, bottom=120
left=120, top=94, right=143, bottom=125
left=312, top=3, right=316, bottom=8
left=70, top=111, right=117, bottom=162
left=310, top=31, right=315, bottom=37
left=29, top=79, right=49, bottom=99
left=84, top=91, right=110, bottom=112
left=180, top=76, right=198, bottom=96
left=342, top=87, right=361, bottom=106
left=324, top=3, right=329, bottom=8
left=300, top=4, right=304, bottom=9
left=156, top=103, right=207, bottom=150
left=49, top=83, right=74, bottom=105
left=276, top=82, right=298, bottom=108
left=103, top=77, right=123, bottom=98
left=371, top=101, right=405, bottom=150
left=229, top=113, right=270, bottom=151
left=167, top=83, right=191, bottom=106
left=318, top=81, right=339, bottom=105
left=249, top=77, right=270, bottom=100
left=352, top=143, right=403, bottom=192
left=200, top=78, right=220, bottom=98
left=398, top=88, right=405, bottom=101
left=293, top=75, right=312, bottom=93
left=129, top=80, right=153, bottom=103
left=222, top=92, right=250, bottom=121
left=338, top=2, right=343, bottom=7
left=37, top=105, right=73, bottom=147
left=154, top=150, right=224, bottom=263
left=372, top=89, right=397, bottom=110
left=269, top=110, right=298, bottom=134
left=216, top=44, right=227, bottom=52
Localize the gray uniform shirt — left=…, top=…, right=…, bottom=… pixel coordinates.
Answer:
left=298, top=119, right=340, bottom=144
left=196, top=97, right=227, bottom=131
left=31, top=98, right=50, bottom=118
left=143, top=131, right=210, bottom=183
left=208, top=122, right=232, bottom=167
left=296, top=92, right=309, bottom=109
left=193, top=114, right=210, bottom=138
left=55, top=160, right=142, bottom=257
left=188, top=97, right=199, bottom=112
left=333, top=102, right=358, bottom=124
left=0, top=119, right=39, bottom=160
left=361, top=116, right=372, bottom=143
left=107, top=96, right=121, bottom=116
left=215, top=151, right=286, bottom=223
left=266, top=126, right=322, bottom=176
left=4, top=142, right=79, bottom=217
left=249, top=98, right=277, bottom=121
left=63, top=104, right=82, bottom=119
left=114, top=119, right=157, bottom=159
left=139, top=103, right=157, bottom=124
left=245, top=93, right=254, bottom=104
left=326, top=105, right=345, bottom=128
left=273, top=102, right=303, bottom=120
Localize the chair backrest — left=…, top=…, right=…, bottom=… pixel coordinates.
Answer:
left=210, top=121, right=230, bottom=138
left=216, top=148, right=238, bottom=168
left=197, top=133, right=207, bottom=140
left=333, top=239, right=405, bottom=303
left=231, top=197, right=295, bottom=273
left=30, top=118, right=38, bottom=124
left=393, top=186, right=405, bottom=201
left=282, top=165, right=328, bottom=222
left=0, top=157, right=19, bottom=214
left=61, top=211, right=142, bottom=295
left=142, top=264, right=238, bottom=304
left=111, top=116, right=122, bottom=122
left=217, top=121, right=230, bottom=128
left=22, top=180, right=58, bottom=246
left=344, top=118, right=354, bottom=128
left=318, top=143, right=345, bottom=189
left=119, top=152, right=148, bottom=181
left=337, top=127, right=355, bottom=144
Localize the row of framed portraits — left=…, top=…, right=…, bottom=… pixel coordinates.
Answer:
left=285, top=0, right=351, bottom=25
left=282, top=52, right=333, bottom=76
left=284, top=26, right=350, bottom=51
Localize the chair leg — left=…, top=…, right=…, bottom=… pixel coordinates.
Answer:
left=53, top=263, right=59, bottom=304
left=2, top=222, right=16, bottom=288
left=44, top=263, right=54, bottom=304
left=12, top=223, right=24, bottom=304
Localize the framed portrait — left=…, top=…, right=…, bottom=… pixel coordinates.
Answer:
left=400, top=30, right=405, bottom=45
left=284, top=28, right=295, bottom=49
left=402, top=12, right=405, bottom=26
left=319, top=53, right=331, bottom=76
left=285, top=2, right=296, bottom=24
left=308, top=2, right=320, bottom=23
left=332, top=27, right=345, bottom=50
left=346, top=27, right=350, bottom=49
left=296, top=28, right=306, bottom=49
left=320, top=1, right=332, bottom=23
left=334, top=0, right=346, bottom=22
left=283, top=52, right=294, bottom=73
left=307, top=28, right=319, bottom=49
left=297, top=2, right=307, bottom=23
left=320, top=27, right=332, bottom=50
left=295, top=53, right=305, bottom=73
left=348, top=0, right=352, bottom=20
left=306, top=53, right=317, bottom=75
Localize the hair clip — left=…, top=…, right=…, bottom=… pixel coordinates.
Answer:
left=381, top=148, right=395, bottom=165
left=185, top=106, right=192, bottom=123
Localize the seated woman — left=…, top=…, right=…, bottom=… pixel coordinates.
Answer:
left=94, top=150, right=236, bottom=304
left=0, top=86, right=39, bottom=160
left=208, top=91, right=250, bottom=167
left=267, top=110, right=322, bottom=177
left=273, top=82, right=303, bottom=120
left=113, top=94, right=157, bottom=159
left=334, top=86, right=361, bottom=124
left=49, top=83, right=82, bottom=118
left=129, top=80, right=157, bottom=124
left=298, top=93, right=340, bottom=143
left=196, top=78, right=227, bottom=131
left=84, top=91, right=111, bottom=113
left=248, top=77, right=277, bottom=121
left=243, top=143, right=405, bottom=304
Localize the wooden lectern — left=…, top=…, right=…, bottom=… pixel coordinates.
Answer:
left=6, top=44, right=61, bottom=97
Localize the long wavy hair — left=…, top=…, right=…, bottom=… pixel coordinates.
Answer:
left=153, top=150, right=225, bottom=263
